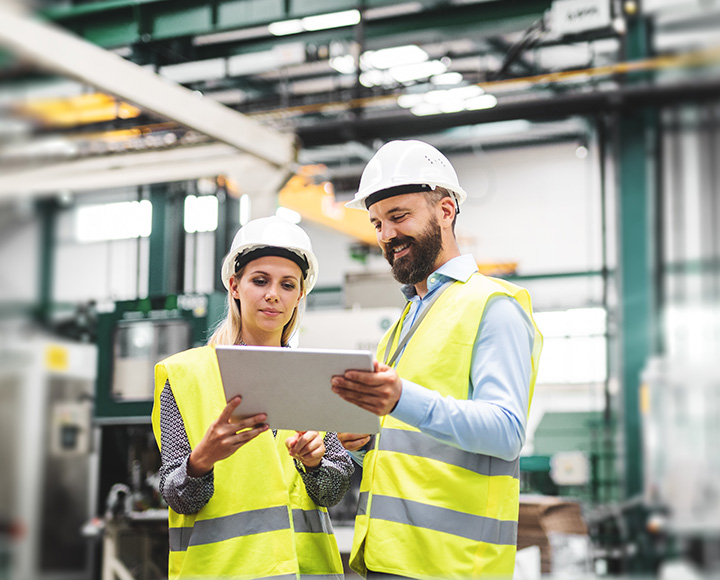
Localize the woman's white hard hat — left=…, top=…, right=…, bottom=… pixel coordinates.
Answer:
left=220, top=216, right=319, bottom=293
left=345, top=139, right=468, bottom=211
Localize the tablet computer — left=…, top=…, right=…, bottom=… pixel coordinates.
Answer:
left=215, top=344, right=380, bottom=434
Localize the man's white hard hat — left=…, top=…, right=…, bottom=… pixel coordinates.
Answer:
left=345, top=139, right=468, bottom=211
left=220, top=216, right=319, bottom=293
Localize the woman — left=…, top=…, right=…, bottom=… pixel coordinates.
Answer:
left=151, top=216, right=352, bottom=579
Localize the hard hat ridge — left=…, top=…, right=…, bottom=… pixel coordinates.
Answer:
left=345, top=139, right=468, bottom=210
left=220, top=216, right=319, bottom=293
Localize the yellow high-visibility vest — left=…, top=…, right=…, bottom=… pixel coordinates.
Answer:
left=350, top=274, right=542, bottom=580
left=152, top=346, right=344, bottom=580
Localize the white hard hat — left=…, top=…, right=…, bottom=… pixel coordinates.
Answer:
left=220, top=216, right=319, bottom=293
left=345, top=139, right=468, bottom=211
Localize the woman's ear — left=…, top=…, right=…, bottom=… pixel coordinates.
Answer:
left=228, top=276, right=240, bottom=299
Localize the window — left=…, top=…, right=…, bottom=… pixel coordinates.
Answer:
left=184, top=195, right=218, bottom=233
left=533, top=308, right=607, bottom=384
left=75, top=200, right=152, bottom=242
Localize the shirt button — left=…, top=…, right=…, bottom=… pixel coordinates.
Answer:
left=429, top=276, right=436, bottom=284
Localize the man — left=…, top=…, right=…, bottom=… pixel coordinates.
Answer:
left=332, top=140, right=543, bottom=580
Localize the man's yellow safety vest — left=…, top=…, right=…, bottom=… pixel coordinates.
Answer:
left=152, top=346, right=344, bottom=580
left=350, top=274, right=542, bottom=580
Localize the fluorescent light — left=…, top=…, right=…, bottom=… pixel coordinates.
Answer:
left=389, top=60, right=447, bottom=83
left=439, top=100, right=466, bottom=114
left=464, top=94, right=498, bottom=110
left=268, top=19, right=304, bottom=36
left=361, top=45, right=428, bottom=70
left=276, top=206, right=302, bottom=224
left=330, top=54, right=356, bottom=74
left=359, top=69, right=388, bottom=88
left=430, top=72, right=464, bottom=85
left=410, top=103, right=442, bottom=117
left=397, top=93, right=426, bottom=108
left=269, top=9, right=360, bottom=36
left=302, top=9, right=360, bottom=31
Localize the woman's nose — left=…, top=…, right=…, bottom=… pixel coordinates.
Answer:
left=265, top=286, right=279, bottom=301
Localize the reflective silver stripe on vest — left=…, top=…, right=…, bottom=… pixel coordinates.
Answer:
left=292, top=508, right=333, bottom=534
left=379, top=429, right=520, bottom=479
left=169, top=505, right=291, bottom=551
left=371, top=494, right=517, bottom=546
left=253, top=575, right=297, bottom=580
left=299, top=575, right=344, bottom=580
left=357, top=491, right=369, bottom=516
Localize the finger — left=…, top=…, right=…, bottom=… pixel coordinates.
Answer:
left=333, top=387, right=383, bottom=414
left=234, top=423, right=269, bottom=446
left=285, top=432, right=299, bottom=450
left=289, top=430, right=318, bottom=456
left=219, top=396, right=243, bottom=422
left=332, top=376, right=382, bottom=394
left=341, top=370, right=386, bottom=386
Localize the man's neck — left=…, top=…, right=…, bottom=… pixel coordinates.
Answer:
left=414, top=250, right=461, bottom=299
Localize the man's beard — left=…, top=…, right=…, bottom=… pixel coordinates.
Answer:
left=383, top=217, right=443, bottom=285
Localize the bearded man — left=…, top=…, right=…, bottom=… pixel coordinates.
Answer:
left=332, top=140, right=543, bottom=580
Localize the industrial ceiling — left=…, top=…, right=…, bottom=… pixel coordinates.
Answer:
left=0, top=0, right=719, bottom=202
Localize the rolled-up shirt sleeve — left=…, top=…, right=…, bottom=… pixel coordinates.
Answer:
left=390, top=295, right=534, bottom=461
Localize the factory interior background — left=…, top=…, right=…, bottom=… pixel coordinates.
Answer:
left=0, top=0, right=718, bottom=578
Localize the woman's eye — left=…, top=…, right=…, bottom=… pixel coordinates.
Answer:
left=252, top=278, right=267, bottom=286
left=282, top=282, right=297, bottom=290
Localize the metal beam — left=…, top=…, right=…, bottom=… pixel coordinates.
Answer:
left=0, top=143, right=289, bottom=201
left=0, top=3, right=296, bottom=168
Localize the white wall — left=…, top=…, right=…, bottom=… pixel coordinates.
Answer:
left=0, top=214, right=38, bottom=303
left=0, top=139, right=605, bottom=308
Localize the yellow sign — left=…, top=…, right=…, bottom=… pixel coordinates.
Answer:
left=45, top=345, right=69, bottom=372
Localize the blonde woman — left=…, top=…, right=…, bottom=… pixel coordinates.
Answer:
left=152, top=216, right=351, bottom=579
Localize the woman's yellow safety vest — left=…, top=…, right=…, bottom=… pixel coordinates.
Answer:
left=350, top=274, right=542, bottom=580
left=152, top=346, right=344, bottom=580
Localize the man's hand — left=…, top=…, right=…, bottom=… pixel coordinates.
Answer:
left=337, top=432, right=371, bottom=451
left=331, top=360, right=402, bottom=416
left=285, top=430, right=325, bottom=469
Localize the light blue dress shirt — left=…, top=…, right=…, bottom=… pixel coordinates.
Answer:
left=353, top=254, right=534, bottom=465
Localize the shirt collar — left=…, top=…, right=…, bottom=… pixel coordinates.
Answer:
left=400, top=254, right=479, bottom=300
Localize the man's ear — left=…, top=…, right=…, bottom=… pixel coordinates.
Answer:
left=438, top=196, right=457, bottom=225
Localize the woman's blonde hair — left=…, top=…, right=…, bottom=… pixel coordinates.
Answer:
left=207, top=264, right=306, bottom=347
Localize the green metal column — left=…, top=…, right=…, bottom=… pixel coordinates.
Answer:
left=148, top=183, right=186, bottom=297
left=36, top=198, right=59, bottom=323
left=214, top=187, right=239, bottom=294
left=616, top=6, right=657, bottom=502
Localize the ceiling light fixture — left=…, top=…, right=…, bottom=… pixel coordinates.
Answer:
left=430, top=72, right=464, bottom=85
left=464, top=94, right=498, bottom=110
left=269, top=9, right=361, bottom=36
left=389, top=60, right=447, bottom=83
left=302, top=9, right=361, bottom=31
left=361, top=44, right=428, bottom=70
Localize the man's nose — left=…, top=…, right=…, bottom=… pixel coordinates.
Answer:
left=378, top=223, right=397, bottom=244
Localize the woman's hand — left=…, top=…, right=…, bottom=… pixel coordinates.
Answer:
left=337, top=433, right=371, bottom=451
left=187, top=396, right=268, bottom=477
left=285, top=431, right=325, bottom=469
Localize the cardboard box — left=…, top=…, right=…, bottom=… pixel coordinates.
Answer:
left=517, top=495, right=589, bottom=574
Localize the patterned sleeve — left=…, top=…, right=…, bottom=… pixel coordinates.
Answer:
left=295, top=432, right=354, bottom=508
left=158, top=380, right=215, bottom=515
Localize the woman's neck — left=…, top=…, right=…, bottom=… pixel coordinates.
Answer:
left=238, top=329, right=282, bottom=347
